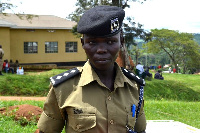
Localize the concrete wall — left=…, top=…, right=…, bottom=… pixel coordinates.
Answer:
left=8, top=29, right=86, bottom=64
left=0, top=27, right=11, bottom=60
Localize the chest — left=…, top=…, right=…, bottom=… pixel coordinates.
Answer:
left=61, top=82, right=139, bottom=133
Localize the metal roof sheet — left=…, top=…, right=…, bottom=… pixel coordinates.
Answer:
left=0, top=13, right=76, bottom=29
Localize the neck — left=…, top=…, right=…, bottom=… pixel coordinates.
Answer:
left=93, top=65, right=116, bottom=91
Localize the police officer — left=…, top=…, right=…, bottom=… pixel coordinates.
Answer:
left=37, top=5, right=146, bottom=133
left=0, top=45, right=4, bottom=75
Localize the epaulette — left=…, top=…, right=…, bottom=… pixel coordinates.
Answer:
left=121, top=68, right=145, bottom=86
left=50, top=68, right=81, bottom=87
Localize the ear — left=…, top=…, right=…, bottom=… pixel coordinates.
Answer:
left=81, top=37, right=84, bottom=47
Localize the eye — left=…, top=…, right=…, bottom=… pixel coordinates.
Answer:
left=88, top=41, right=95, bottom=45
left=107, top=40, right=116, bottom=44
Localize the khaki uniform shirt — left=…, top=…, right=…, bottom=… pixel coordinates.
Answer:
left=0, top=48, right=4, bottom=71
left=37, top=61, right=146, bottom=133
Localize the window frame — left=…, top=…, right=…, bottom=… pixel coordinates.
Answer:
left=24, top=42, right=38, bottom=54
left=65, top=42, right=78, bottom=53
left=45, top=41, right=58, bottom=53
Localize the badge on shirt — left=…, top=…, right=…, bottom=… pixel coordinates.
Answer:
left=73, top=108, right=83, bottom=114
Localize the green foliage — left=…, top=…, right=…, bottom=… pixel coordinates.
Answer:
left=0, top=1, right=14, bottom=13
left=0, top=70, right=200, bottom=131
left=194, top=33, right=200, bottom=45
left=144, top=101, right=200, bottom=129
left=0, top=69, right=66, bottom=96
left=0, top=100, right=200, bottom=131
left=144, top=29, right=200, bottom=73
left=144, top=72, right=200, bottom=101
left=0, top=100, right=44, bottom=108
left=145, top=79, right=200, bottom=101
left=0, top=114, right=38, bottom=133
left=0, top=100, right=44, bottom=133
left=1, top=69, right=200, bottom=101
left=123, top=17, right=151, bottom=48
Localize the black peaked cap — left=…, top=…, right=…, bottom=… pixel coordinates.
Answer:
left=77, top=5, right=125, bottom=37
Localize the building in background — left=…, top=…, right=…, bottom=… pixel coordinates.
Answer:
left=0, top=14, right=87, bottom=67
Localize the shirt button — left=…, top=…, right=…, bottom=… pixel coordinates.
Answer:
left=110, top=119, right=114, bottom=124
left=108, top=96, right=112, bottom=101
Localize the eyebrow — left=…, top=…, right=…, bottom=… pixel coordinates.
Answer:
left=85, top=36, right=119, bottom=40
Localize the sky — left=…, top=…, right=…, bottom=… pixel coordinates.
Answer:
left=3, top=0, right=200, bottom=33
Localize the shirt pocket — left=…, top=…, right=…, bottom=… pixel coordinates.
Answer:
left=125, top=106, right=136, bottom=130
left=67, top=107, right=96, bottom=132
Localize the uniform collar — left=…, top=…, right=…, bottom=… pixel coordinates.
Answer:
left=114, top=63, right=136, bottom=88
left=78, top=61, right=135, bottom=88
left=78, top=61, right=103, bottom=87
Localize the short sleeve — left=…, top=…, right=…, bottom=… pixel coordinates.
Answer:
left=37, top=85, right=65, bottom=132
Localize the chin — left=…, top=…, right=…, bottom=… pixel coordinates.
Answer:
left=95, top=64, right=114, bottom=71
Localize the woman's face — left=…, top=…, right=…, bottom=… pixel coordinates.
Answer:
left=82, top=33, right=122, bottom=71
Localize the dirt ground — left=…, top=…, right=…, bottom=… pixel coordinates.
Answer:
left=0, top=96, right=46, bottom=133
left=0, top=96, right=46, bottom=101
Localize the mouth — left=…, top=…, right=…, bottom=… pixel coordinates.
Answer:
left=95, top=58, right=111, bottom=63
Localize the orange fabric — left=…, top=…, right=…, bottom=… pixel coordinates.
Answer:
left=116, top=51, right=135, bottom=70
left=116, top=50, right=125, bottom=67
left=129, top=56, right=134, bottom=68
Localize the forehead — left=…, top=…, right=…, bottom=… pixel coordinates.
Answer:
left=83, top=33, right=120, bottom=40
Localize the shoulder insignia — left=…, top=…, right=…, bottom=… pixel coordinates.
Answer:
left=121, top=68, right=145, bottom=86
left=50, top=68, right=81, bottom=87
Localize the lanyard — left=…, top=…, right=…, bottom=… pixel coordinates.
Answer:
left=126, top=86, right=144, bottom=133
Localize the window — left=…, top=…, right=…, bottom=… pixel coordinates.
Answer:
left=45, top=42, right=58, bottom=53
left=65, top=42, right=77, bottom=53
left=24, top=42, right=38, bottom=53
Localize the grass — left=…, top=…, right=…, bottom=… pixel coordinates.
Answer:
left=0, top=100, right=44, bottom=133
left=0, top=100, right=199, bottom=132
left=144, top=72, right=200, bottom=101
left=0, top=69, right=200, bottom=131
left=0, top=69, right=66, bottom=96
left=144, top=100, right=200, bottom=129
left=0, top=115, right=37, bottom=133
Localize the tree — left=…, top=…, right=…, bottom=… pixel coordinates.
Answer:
left=0, top=1, right=14, bottom=13
left=68, top=0, right=149, bottom=42
left=194, top=33, right=200, bottom=45
left=123, top=17, right=151, bottom=48
left=144, top=29, right=200, bottom=73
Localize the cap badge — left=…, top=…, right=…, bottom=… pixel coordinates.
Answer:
left=111, top=17, right=119, bottom=33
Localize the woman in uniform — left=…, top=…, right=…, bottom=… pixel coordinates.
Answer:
left=37, top=5, right=146, bottom=133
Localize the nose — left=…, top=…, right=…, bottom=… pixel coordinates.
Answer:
left=96, top=43, right=107, bottom=54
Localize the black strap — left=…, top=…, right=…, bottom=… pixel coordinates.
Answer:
left=136, top=86, right=144, bottom=120
left=121, top=68, right=145, bottom=86
left=50, top=68, right=80, bottom=87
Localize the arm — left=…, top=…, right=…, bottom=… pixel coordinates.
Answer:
left=37, top=85, right=65, bottom=133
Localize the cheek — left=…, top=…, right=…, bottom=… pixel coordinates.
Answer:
left=112, top=45, right=120, bottom=55
left=114, top=51, right=119, bottom=60
left=111, top=46, right=120, bottom=60
left=83, top=45, right=94, bottom=57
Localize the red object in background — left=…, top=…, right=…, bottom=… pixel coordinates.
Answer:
left=173, top=68, right=176, bottom=73
left=3, top=61, right=10, bottom=69
left=158, top=65, right=161, bottom=69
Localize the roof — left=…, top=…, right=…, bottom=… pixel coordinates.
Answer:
left=0, top=13, right=76, bottom=29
